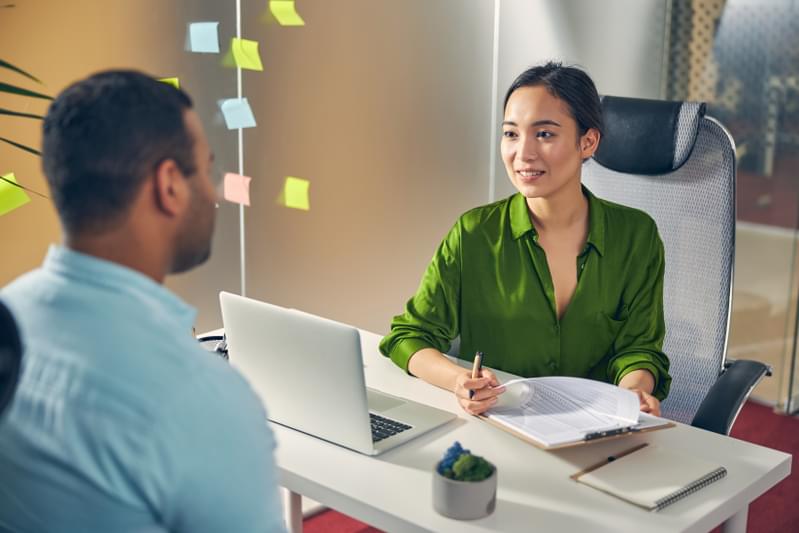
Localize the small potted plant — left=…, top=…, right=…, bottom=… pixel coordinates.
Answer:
left=432, top=441, right=497, bottom=520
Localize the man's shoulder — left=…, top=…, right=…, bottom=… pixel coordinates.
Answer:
left=2, top=268, right=50, bottom=302
left=161, top=351, right=269, bottom=433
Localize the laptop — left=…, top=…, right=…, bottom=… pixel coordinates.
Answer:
left=219, top=291, right=456, bottom=456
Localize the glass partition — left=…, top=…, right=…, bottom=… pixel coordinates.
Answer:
left=665, top=0, right=799, bottom=411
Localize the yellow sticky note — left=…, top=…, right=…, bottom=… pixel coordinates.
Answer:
left=270, top=0, right=305, bottom=26
left=159, top=77, right=180, bottom=89
left=277, top=176, right=310, bottom=211
left=223, top=172, right=252, bottom=206
left=0, top=173, right=31, bottom=216
left=227, top=38, right=263, bottom=71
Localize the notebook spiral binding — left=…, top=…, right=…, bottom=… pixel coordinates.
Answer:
left=654, top=467, right=728, bottom=511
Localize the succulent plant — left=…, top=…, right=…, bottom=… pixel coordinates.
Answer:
left=437, top=441, right=494, bottom=482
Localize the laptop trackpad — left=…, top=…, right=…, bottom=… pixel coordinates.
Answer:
left=367, top=389, right=406, bottom=413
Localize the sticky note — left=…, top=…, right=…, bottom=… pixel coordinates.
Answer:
left=218, top=98, right=257, bottom=129
left=0, top=173, right=31, bottom=216
left=225, top=38, right=263, bottom=71
left=187, top=22, right=220, bottom=53
left=159, top=77, right=180, bottom=89
left=277, top=176, right=310, bottom=211
left=270, top=1, right=305, bottom=26
left=223, top=172, right=252, bottom=206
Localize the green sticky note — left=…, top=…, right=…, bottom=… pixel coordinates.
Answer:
left=228, top=38, right=263, bottom=71
left=270, top=0, right=305, bottom=26
left=277, top=176, right=310, bottom=211
left=159, top=77, right=180, bottom=89
left=0, top=173, right=31, bottom=216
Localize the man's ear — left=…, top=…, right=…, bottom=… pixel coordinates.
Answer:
left=580, top=128, right=601, bottom=159
left=152, top=159, right=188, bottom=217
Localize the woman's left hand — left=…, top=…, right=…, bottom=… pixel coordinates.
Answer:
left=618, top=369, right=661, bottom=416
left=626, top=388, right=661, bottom=417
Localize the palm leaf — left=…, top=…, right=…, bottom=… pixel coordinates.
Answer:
left=0, top=81, right=51, bottom=100
left=0, top=136, right=41, bottom=156
left=0, top=107, right=44, bottom=120
left=0, top=59, right=42, bottom=84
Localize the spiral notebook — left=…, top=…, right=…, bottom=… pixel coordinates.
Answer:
left=572, top=443, right=727, bottom=511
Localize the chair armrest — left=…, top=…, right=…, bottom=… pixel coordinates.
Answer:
left=690, top=359, right=771, bottom=435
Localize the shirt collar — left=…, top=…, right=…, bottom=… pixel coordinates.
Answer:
left=43, top=244, right=198, bottom=328
left=508, top=186, right=606, bottom=257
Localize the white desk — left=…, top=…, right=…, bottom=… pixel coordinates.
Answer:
left=219, top=328, right=791, bottom=533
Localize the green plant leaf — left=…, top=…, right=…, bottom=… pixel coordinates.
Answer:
left=0, top=136, right=41, bottom=156
left=0, top=59, right=42, bottom=84
left=0, top=81, right=51, bottom=100
left=0, top=107, right=44, bottom=120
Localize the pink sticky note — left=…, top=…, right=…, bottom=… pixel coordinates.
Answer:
left=223, top=172, right=252, bottom=206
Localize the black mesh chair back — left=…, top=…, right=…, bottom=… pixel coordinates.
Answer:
left=0, top=299, right=22, bottom=418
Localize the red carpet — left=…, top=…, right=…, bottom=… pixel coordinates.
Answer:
left=305, top=401, right=797, bottom=533
left=727, top=401, right=798, bottom=533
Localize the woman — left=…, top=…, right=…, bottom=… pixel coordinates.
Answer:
left=379, top=62, right=671, bottom=417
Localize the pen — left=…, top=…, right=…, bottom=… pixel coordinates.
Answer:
left=468, top=351, right=483, bottom=400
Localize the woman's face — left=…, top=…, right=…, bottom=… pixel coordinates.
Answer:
left=500, top=85, right=598, bottom=200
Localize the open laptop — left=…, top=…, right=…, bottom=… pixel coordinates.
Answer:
left=219, top=291, right=456, bottom=456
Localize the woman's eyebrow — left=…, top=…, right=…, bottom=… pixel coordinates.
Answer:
left=501, top=119, right=562, bottom=127
left=531, top=119, right=562, bottom=127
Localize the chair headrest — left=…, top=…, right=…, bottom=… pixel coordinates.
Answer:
left=593, top=96, right=706, bottom=175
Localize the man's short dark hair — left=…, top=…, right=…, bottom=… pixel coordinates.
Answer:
left=42, top=70, right=196, bottom=234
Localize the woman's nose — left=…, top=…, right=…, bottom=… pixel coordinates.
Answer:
left=518, top=135, right=538, bottom=161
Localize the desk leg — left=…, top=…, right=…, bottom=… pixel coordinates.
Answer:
left=287, top=491, right=303, bottom=533
left=722, top=507, right=748, bottom=533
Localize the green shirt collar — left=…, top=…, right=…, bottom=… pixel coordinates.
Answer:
left=508, top=186, right=606, bottom=256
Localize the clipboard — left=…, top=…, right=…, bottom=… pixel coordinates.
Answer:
left=477, top=414, right=675, bottom=451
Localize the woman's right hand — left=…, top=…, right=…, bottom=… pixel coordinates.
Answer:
left=454, top=369, right=505, bottom=415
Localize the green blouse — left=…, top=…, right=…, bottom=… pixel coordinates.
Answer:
left=379, top=188, right=671, bottom=400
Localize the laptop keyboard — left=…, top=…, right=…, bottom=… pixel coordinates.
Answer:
left=370, top=413, right=412, bottom=442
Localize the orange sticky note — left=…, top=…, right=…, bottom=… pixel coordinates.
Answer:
left=223, top=172, right=252, bottom=206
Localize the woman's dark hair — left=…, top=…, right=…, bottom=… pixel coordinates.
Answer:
left=42, top=70, right=196, bottom=235
left=503, top=61, right=603, bottom=137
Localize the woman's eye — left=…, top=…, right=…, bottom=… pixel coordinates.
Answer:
left=536, top=131, right=554, bottom=139
left=502, top=130, right=517, bottom=138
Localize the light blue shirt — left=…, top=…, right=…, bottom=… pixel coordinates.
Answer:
left=0, top=246, right=286, bottom=533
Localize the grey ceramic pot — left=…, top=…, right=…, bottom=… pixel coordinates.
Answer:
left=432, top=464, right=497, bottom=520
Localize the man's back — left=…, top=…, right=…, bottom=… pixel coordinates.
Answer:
left=0, top=246, right=286, bottom=533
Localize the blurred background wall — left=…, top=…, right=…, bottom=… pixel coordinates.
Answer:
left=1, top=0, right=797, bottom=411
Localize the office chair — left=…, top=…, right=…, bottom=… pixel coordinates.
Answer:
left=0, top=299, right=22, bottom=419
left=582, top=95, right=770, bottom=435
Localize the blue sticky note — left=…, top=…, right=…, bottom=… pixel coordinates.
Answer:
left=188, top=22, right=220, bottom=53
left=218, top=98, right=257, bottom=129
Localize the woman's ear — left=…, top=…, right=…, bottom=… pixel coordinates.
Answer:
left=580, top=128, right=601, bottom=159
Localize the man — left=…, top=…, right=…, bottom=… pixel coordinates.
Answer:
left=0, top=71, right=286, bottom=532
